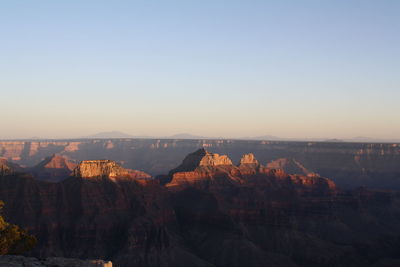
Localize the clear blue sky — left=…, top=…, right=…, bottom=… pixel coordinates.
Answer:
left=1, top=0, right=399, bottom=139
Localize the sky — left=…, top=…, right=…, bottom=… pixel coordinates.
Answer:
left=1, top=0, right=399, bottom=139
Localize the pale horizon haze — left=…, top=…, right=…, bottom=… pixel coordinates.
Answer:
left=1, top=1, right=399, bottom=140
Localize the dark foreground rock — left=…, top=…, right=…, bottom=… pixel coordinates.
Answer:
left=0, top=255, right=112, bottom=267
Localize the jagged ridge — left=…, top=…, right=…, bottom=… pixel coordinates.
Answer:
left=166, top=149, right=336, bottom=192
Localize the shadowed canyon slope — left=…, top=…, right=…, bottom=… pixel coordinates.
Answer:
left=0, top=150, right=400, bottom=266
left=28, top=154, right=77, bottom=182
left=1, top=139, right=400, bottom=189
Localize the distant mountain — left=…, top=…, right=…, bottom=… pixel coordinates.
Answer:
left=167, top=133, right=212, bottom=139
left=82, top=131, right=135, bottom=139
left=84, top=132, right=216, bottom=140
left=323, top=138, right=345, bottom=143
left=245, top=135, right=283, bottom=141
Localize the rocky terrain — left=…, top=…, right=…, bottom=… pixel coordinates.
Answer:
left=1, top=139, right=399, bottom=189
left=0, top=255, right=112, bottom=266
left=28, top=154, right=77, bottom=182
left=0, top=149, right=399, bottom=266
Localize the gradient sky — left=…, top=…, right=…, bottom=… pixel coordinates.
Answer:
left=1, top=0, right=399, bottom=139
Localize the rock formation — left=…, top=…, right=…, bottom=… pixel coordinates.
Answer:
left=0, top=255, right=112, bottom=267
left=71, top=160, right=151, bottom=180
left=165, top=149, right=243, bottom=188
left=166, top=149, right=334, bottom=193
left=0, top=150, right=399, bottom=266
left=72, top=160, right=128, bottom=178
left=1, top=139, right=400, bottom=189
left=169, top=148, right=233, bottom=174
left=239, top=153, right=259, bottom=165
left=29, top=154, right=77, bottom=182
left=38, top=154, right=77, bottom=170
left=0, top=159, right=14, bottom=176
left=266, top=158, right=315, bottom=176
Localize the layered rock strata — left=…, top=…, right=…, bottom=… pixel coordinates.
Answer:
left=29, top=154, right=77, bottom=182
left=0, top=150, right=399, bottom=266
left=72, top=160, right=151, bottom=180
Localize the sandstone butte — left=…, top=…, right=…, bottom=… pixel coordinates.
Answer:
left=166, top=148, right=336, bottom=191
left=239, top=153, right=259, bottom=165
left=26, top=155, right=151, bottom=182
left=72, top=159, right=151, bottom=180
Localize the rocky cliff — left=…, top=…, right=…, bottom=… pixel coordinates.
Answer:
left=1, top=139, right=400, bottom=189
left=166, top=149, right=335, bottom=193
left=29, top=154, right=77, bottom=182
left=165, top=150, right=400, bottom=267
left=266, top=158, right=315, bottom=176
left=0, top=166, right=207, bottom=266
left=0, top=150, right=400, bottom=266
left=71, top=159, right=150, bottom=180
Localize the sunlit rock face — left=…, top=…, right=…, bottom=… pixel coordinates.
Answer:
left=239, top=153, right=259, bottom=165
left=166, top=149, right=335, bottom=193
left=166, top=149, right=241, bottom=188
left=72, top=160, right=151, bottom=180
left=169, top=148, right=233, bottom=173
left=238, top=153, right=260, bottom=174
left=72, top=160, right=128, bottom=178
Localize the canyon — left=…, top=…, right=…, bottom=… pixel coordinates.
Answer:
left=0, top=148, right=399, bottom=266
left=1, top=139, right=400, bottom=189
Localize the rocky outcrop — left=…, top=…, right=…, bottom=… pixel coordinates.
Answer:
left=0, top=159, right=21, bottom=176
left=72, top=160, right=150, bottom=180
left=0, top=159, right=14, bottom=176
left=239, top=153, right=259, bottom=165
left=0, top=169, right=208, bottom=267
left=1, top=139, right=400, bottom=189
left=266, top=158, right=315, bottom=176
left=169, top=148, right=233, bottom=174
left=166, top=149, right=242, bottom=188
left=166, top=151, right=400, bottom=267
left=29, top=154, right=77, bottom=182
left=238, top=153, right=260, bottom=174
left=37, top=154, right=77, bottom=170
left=1, top=150, right=400, bottom=267
left=0, top=255, right=112, bottom=266
left=166, top=149, right=334, bottom=193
